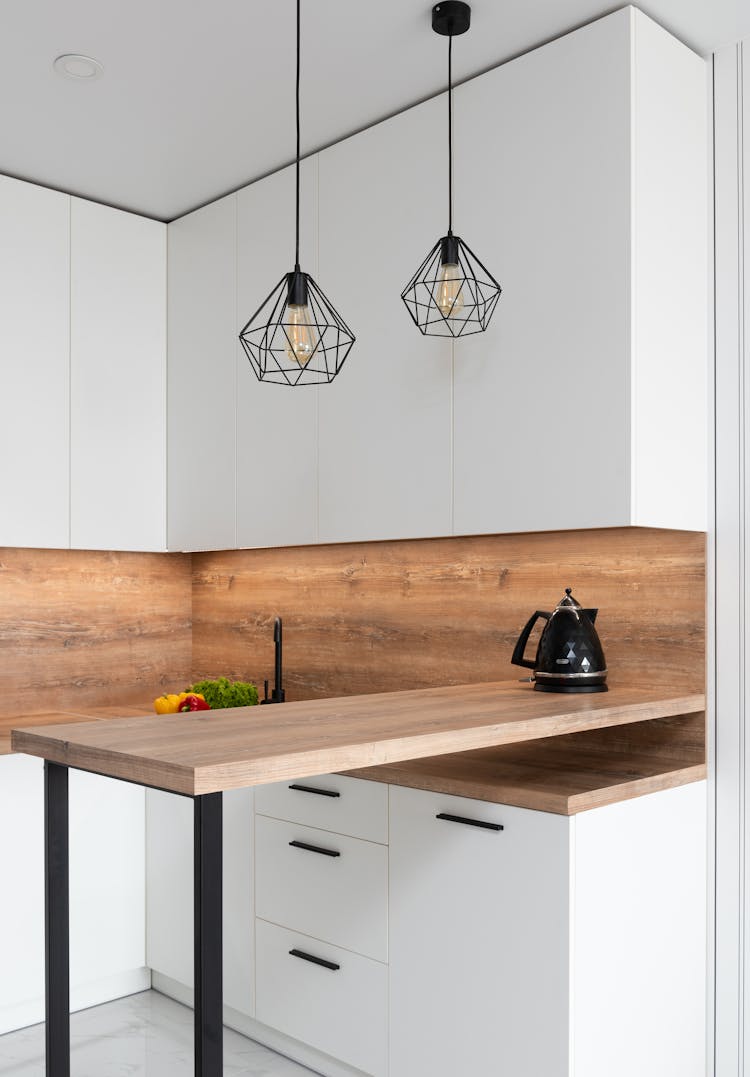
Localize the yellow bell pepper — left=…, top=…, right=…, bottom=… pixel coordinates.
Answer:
left=154, top=691, right=206, bottom=714
left=154, top=693, right=182, bottom=715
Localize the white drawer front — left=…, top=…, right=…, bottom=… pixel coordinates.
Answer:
left=255, top=815, right=388, bottom=962
left=255, top=774, right=388, bottom=844
left=256, top=919, right=387, bottom=1077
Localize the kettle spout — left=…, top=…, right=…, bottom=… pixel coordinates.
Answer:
left=584, top=609, right=598, bottom=624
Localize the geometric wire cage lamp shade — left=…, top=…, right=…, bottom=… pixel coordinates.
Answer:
left=401, top=232, right=502, bottom=338
left=237, top=0, right=355, bottom=386
left=402, top=1, right=501, bottom=339
left=239, top=269, right=355, bottom=386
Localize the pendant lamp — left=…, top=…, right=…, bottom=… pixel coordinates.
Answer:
left=239, top=0, right=355, bottom=385
left=402, top=2, right=502, bottom=337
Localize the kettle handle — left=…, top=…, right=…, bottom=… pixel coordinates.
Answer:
left=511, top=611, right=551, bottom=670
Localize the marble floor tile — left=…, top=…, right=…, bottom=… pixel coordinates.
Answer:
left=0, top=991, right=315, bottom=1076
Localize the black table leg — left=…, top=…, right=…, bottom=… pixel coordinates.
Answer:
left=44, top=762, right=70, bottom=1077
left=194, top=792, right=223, bottom=1076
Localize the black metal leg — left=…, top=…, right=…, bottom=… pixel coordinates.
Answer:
left=194, top=792, right=223, bottom=1076
left=45, top=762, right=70, bottom=1077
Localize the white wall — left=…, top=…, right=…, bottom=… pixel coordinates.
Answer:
left=713, top=37, right=750, bottom=1077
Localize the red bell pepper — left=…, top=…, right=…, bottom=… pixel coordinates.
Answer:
left=179, top=694, right=211, bottom=713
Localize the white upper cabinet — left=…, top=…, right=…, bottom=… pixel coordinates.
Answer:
left=628, top=12, right=708, bottom=531
left=70, top=199, right=167, bottom=551
left=452, top=8, right=708, bottom=535
left=0, top=8, right=708, bottom=553
left=0, top=176, right=70, bottom=549
left=235, top=160, right=319, bottom=550
left=317, top=97, right=453, bottom=544
left=167, top=194, right=237, bottom=551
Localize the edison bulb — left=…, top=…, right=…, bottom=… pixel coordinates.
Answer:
left=284, top=304, right=317, bottom=366
left=435, top=263, right=464, bottom=317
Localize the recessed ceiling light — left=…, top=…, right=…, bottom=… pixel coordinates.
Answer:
left=53, top=54, right=103, bottom=80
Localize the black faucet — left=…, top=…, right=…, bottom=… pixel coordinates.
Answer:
left=260, top=617, right=285, bottom=704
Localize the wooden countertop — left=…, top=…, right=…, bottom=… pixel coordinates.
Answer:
left=0, top=701, right=154, bottom=755
left=10, top=681, right=704, bottom=796
left=346, top=713, right=706, bottom=814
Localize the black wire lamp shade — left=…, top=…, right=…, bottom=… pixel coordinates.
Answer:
left=238, top=0, right=355, bottom=386
left=402, top=2, right=502, bottom=338
left=240, top=269, right=355, bottom=386
left=401, top=232, right=502, bottom=338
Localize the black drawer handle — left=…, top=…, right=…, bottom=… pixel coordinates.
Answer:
left=288, top=783, right=341, bottom=798
left=289, top=948, right=340, bottom=972
left=289, top=839, right=341, bottom=858
left=436, top=812, right=504, bottom=831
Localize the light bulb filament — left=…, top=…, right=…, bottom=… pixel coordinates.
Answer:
left=285, top=304, right=317, bottom=366
left=436, top=262, right=464, bottom=317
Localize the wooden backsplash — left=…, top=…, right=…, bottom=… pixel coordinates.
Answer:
left=0, top=548, right=191, bottom=717
left=0, top=529, right=704, bottom=718
left=192, top=528, right=706, bottom=699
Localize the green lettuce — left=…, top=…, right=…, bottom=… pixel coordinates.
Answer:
left=188, top=677, right=259, bottom=709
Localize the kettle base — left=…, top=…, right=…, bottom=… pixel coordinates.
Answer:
left=533, top=682, right=609, bottom=694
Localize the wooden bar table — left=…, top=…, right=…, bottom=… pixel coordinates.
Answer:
left=11, top=680, right=704, bottom=1077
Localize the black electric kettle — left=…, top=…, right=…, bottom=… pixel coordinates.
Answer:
left=511, top=588, right=608, bottom=693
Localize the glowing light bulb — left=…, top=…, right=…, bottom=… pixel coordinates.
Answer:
left=284, top=304, right=317, bottom=366
left=435, top=262, right=464, bottom=317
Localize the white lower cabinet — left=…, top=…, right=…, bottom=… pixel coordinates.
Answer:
left=255, top=919, right=388, bottom=1077
left=0, top=755, right=148, bottom=1036
left=255, top=815, right=388, bottom=962
left=254, top=776, right=390, bottom=1075
left=145, top=787, right=255, bottom=1018
left=389, top=786, right=570, bottom=1077
left=145, top=774, right=705, bottom=1077
left=254, top=773, right=388, bottom=844
left=389, top=782, right=706, bottom=1077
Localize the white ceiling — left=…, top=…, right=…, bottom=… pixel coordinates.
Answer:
left=1, top=0, right=746, bottom=221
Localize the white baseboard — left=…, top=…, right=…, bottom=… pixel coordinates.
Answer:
left=151, top=970, right=368, bottom=1077
left=0, top=966, right=151, bottom=1037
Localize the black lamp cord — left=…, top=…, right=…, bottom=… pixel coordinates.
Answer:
left=295, top=0, right=301, bottom=271
left=447, top=32, right=453, bottom=235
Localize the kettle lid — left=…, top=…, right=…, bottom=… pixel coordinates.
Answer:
left=556, top=587, right=582, bottom=610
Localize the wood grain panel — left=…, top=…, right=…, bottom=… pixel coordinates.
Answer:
left=0, top=702, right=155, bottom=755
left=0, top=548, right=191, bottom=718
left=192, top=527, right=705, bottom=700
left=347, top=712, right=706, bottom=814
left=11, top=681, right=705, bottom=795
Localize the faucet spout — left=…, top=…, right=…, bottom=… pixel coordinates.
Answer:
left=274, top=617, right=284, bottom=701
left=261, top=616, right=286, bottom=704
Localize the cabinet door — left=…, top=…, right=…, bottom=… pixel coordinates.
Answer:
left=255, top=815, right=388, bottom=961
left=389, top=785, right=570, bottom=1077
left=0, top=755, right=45, bottom=1034
left=69, top=769, right=147, bottom=999
left=317, top=96, right=452, bottom=544
left=628, top=11, right=708, bottom=531
left=0, top=176, right=70, bottom=548
left=0, top=756, right=147, bottom=1036
left=235, top=161, right=318, bottom=549
left=256, top=919, right=388, bottom=1077
left=167, top=195, right=237, bottom=551
left=452, top=12, right=632, bottom=534
left=70, top=199, right=167, bottom=551
left=571, top=783, right=706, bottom=1077
left=146, top=787, right=255, bottom=1017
